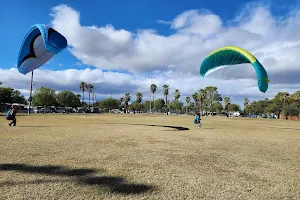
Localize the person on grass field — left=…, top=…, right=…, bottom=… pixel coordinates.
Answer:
left=6, top=105, right=17, bottom=126
left=193, top=113, right=202, bottom=128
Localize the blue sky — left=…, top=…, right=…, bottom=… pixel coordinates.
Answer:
left=1, top=0, right=300, bottom=105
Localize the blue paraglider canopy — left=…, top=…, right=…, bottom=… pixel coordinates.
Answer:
left=17, top=24, right=67, bottom=75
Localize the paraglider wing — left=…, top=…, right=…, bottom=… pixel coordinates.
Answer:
left=17, top=24, right=67, bottom=75
left=200, top=46, right=269, bottom=93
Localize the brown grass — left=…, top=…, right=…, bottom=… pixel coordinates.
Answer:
left=0, top=114, right=299, bottom=199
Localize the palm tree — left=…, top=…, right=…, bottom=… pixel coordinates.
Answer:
left=280, top=93, right=290, bottom=111
left=119, top=97, right=124, bottom=111
left=163, top=85, right=169, bottom=113
left=150, top=84, right=157, bottom=112
left=185, top=96, right=191, bottom=114
left=86, top=84, right=94, bottom=108
left=244, top=98, right=249, bottom=107
left=79, top=82, right=86, bottom=106
left=136, top=92, right=143, bottom=113
left=119, top=97, right=124, bottom=105
left=197, top=89, right=206, bottom=115
left=174, top=89, right=180, bottom=101
left=224, top=96, right=231, bottom=112
left=0, top=81, right=2, bottom=85
left=124, top=93, right=131, bottom=113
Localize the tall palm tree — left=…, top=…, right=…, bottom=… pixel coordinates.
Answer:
left=86, top=84, right=94, bottom=108
left=119, top=97, right=124, bottom=111
left=174, top=89, right=180, bottom=101
left=150, top=84, right=157, bottom=112
left=136, top=92, right=143, bottom=113
left=197, top=89, right=206, bottom=115
left=185, top=96, right=191, bottom=114
left=192, top=92, right=198, bottom=105
left=280, top=93, right=290, bottom=110
left=244, top=98, right=249, bottom=107
left=224, top=96, right=231, bottom=112
left=163, top=85, right=169, bottom=113
left=79, top=82, right=86, bottom=106
left=119, top=97, right=124, bottom=105
left=124, top=93, right=131, bottom=113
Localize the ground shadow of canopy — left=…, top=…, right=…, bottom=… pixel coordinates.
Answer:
left=132, top=124, right=190, bottom=131
left=0, top=163, right=155, bottom=195
left=267, top=126, right=300, bottom=131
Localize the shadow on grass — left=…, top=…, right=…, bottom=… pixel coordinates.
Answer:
left=0, top=179, right=66, bottom=187
left=132, top=124, right=189, bottom=131
left=267, top=126, right=300, bottom=131
left=99, top=123, right=190, bottom=131
left=0, top=163, right=154, bottom=195
left=17, top=126, right=58, bottom=128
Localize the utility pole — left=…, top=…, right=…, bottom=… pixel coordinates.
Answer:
left=148, top=76, right=155, bottom=114
left=28, top=71, right=34, bottom=114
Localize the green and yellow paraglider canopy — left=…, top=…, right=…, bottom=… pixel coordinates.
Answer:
left=200, top=46, right=269, bottom=93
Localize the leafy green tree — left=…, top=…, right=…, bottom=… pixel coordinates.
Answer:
left=291, top=91, right=300, bottom=107
left=154, top=99, right=165, bottom=112
left=0, top=87, right=13, bottom=103
left=57, top=90, right=81, bottom=108
left=169, top=100, right=183, bottom=114
left=204, top=86, right=222, bottom=113
left=99, top=97, right=120, bottom=112
left=212, top=102, right=223, bottom=114
left=142, top=101, right=151, bottom=112
left=11, top=90, right=27, bottom=104
left=227, top=103, right=241, bottom=112
left=0, top=87, right=27, bottom=104
left=283, top=103, right=300, bottom=120
left=32, top=87, right=57, bottom=113
left=270, top=92, right=290, bottom=118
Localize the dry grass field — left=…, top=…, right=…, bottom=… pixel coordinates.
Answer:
left=0, top=113, right=299, bottom=200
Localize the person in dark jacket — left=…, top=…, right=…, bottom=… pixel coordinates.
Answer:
left=6, top=105, right=17, bottom=126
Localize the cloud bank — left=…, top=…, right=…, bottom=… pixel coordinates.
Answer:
left=1, top=2, right=300, bottom=106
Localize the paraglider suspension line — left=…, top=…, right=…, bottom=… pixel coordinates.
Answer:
left=28, top=71, right=34, bottom=114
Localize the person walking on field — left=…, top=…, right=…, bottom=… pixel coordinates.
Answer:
left=193, top=113, right=202, bottom=128
left=6, top=105, right=17, bottom=126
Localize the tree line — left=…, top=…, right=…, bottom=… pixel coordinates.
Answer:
left=1, top=82, right=299, bottom=119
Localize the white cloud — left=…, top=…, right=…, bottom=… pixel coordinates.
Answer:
left=1, top=2, right=300, bottom=106
left=75, top=61, right=83, bottom=66
left=0, top=67, right=299, bottom=106
left=49, top=4, right=300, bottom=81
